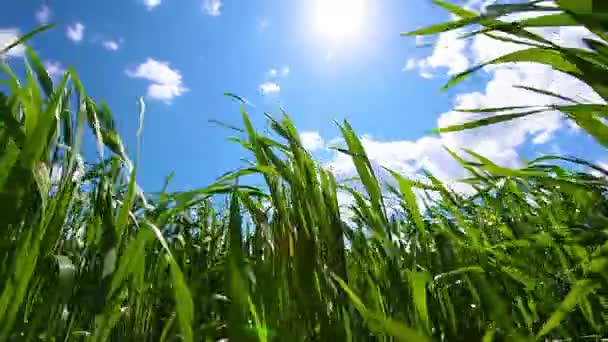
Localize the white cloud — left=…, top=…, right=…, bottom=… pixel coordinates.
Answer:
left=420, top=70, right=433, bottom=79
left=66, top=22, right=85, bottom=43
left=403, top=58, right=416, bottom=71
left=44, top=60, right=66, bottom=81
left=404, top=28, right=470, bottom=79
left=300, top=131, right=325, bottom=152
left=465, top=0, right=497, bottom=11
left=403, top=58, right=435, bottom=79
left=0, top=28, right=24, bottom=58
left=144, top=0, right=161, bottom=10
left=263, top=65, right=290, bottom=93
left=324, top=134, right=476, bottom=196
left=35, top=4, right=51, bottom=24
left=259, top=81, right=280, bottom=95
left=437, top=64, right=588, bottom=151
left=331, top=7, right=604, bottom=194
left=415, top=35, right=431, bottom=47
left=126, top=58, right=188, bottom=103
left=437, top=11, right=604, bottom=150
left=102, top=40, right=120, bottom=51
left=257, top=18, right=270, bottom=32
left=203, top=0, right=222, bottom=16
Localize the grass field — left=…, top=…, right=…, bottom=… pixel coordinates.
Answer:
left=0, top=0, right=607, bottom=341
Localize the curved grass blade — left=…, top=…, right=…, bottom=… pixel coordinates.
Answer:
left=331, top=273, right=429, bottom=342
left=442, top=48, right=581, bottom=91
left=0, top=24, right=54, bottom=56
left=431, top=110, right=547, bottom=134
left=536, top=279, right=600, bottom=338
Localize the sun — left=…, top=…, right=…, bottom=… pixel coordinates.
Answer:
left=314, top=0, right=366, bottom=40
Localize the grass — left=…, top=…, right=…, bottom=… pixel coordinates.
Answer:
left=0, top=0, right=607, bottom=341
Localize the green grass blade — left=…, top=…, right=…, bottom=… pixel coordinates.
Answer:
left=536, top=280, right=600, bottom=338
left=0, top=25, right=54, bottom=56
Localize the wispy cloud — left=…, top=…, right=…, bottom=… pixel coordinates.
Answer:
left=102, top=39, right=120, bottom=51
left=300, top=131, right=325, bottom=152
left=267, top=65, right=290, bottom=78
left=126, top=58, right=188, bottom=104
left=203, top=0, right=222, bottom=16
left=44, top=60, right=66, bottom=81
left=144, top=0, right=161, bottom=10
left=66, top=22, right=85, bottom=43
left=35, top=4, right=52, bottom=24
left=261, top=65, right=289, bottom=95
left=0, top=28, right=24, bottom=58
left=402, top=28, right=469, bottom=79
left=281, top=65, right=290, bottom=77
left=257, top=18, right=270, bottom=32
left=402, top=58, right=416, bottom=71
left=258, top=81, right=280, bottom=95
left=343, top=4, right=605, bottom=197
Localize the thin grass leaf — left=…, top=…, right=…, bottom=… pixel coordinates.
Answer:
left=443, top=48, right=581, bottom=91
left=430, top=110, right=547, bottom=134
left=0, top=24, right=54, bottom=56
left=536, top=279, right=600, bottom=338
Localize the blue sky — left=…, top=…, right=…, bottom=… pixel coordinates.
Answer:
left=1, top=0, right=607, bottom=192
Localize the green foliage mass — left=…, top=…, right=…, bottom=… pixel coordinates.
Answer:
left=0, top=1, right=607, bottom=340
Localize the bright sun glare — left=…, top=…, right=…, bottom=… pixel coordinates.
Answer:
left=315, top=0, right=366, bottom=39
